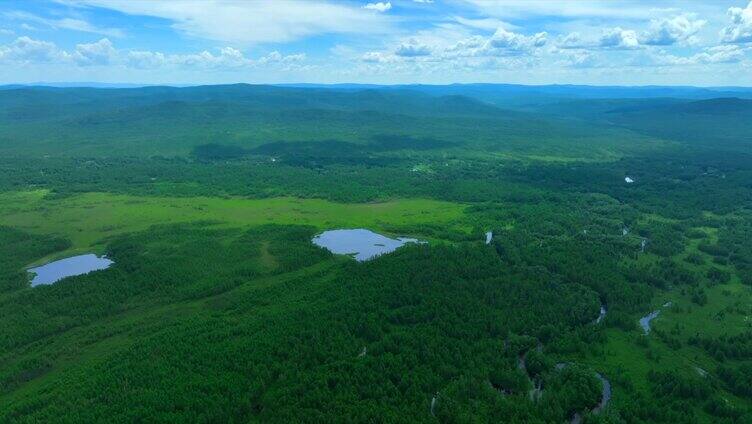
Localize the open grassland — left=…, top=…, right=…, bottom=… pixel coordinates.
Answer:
left=0, top=190, right=467, bottom=263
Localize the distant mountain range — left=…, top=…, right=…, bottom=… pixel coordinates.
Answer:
left=4, top=82, right=752, bottom=99
left=1, top=83, right=749, bottom=155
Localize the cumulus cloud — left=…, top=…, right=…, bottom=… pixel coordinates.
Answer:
left=0, top=36, right=67, bottom=63
left=557, top=32, right=588, bottom=49
left=447, top=27, right=546, bottom=57
left=0, top=28, right=15, bottom=36
left=556, top=49, right=599, bottom=68
left=635, top=45, right=748, bottom=67
left=73, top=38, right=117, bottom=65
left=690, top=45, right=747, bottom=64
left=126, top=50, right=166, bottom=69
left=258, top=51, right=306, bottom=64
left=363, top=2, right=391, bottom=12
left=559, top=16, right=703, bottom=51
left=641, top=14, right=705, bottom=46
left=599, top=27, right=640, bottom=49
left=169, top=47, right=251, bottom=68
left=395, top=39, right=432, bottom=57
left=361, top=51, right=394, bottom=63
left=0, top=36, right=306, bottom=71
left=721, top=1, right=752, bottom=43
left=358, top=26, right=547, bottom=73
left=489, top=27, right=546, bottom=50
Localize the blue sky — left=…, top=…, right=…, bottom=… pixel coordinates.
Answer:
left=0, top=0, right=751, bottom=85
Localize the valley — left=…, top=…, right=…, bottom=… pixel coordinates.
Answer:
left=1, top=84, right=751, bottom=423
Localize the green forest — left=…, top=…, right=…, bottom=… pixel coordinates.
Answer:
left=1, top=84, right=752, bottom=423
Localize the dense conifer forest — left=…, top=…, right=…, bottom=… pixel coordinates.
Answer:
left=1, top=84, right=751, bottom=422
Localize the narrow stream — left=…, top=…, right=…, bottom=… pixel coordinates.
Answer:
left=639, top=302, right=672, bottom=334
left=594, top=305, right=607, bottom=324
left=639, top=310, right=660, bottom=334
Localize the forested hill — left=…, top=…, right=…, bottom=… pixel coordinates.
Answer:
left=0, top=84, right=643, bottom=158
left=279, top=83, right=752, bottom=109
left=0, top=84, right=504, bottom=119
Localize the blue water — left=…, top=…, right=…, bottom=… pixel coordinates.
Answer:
left=28, top=254, right=114, bottom=286
left=639, top=310, right=660, bottom=334
left=312, top=229, right=422, bottom=261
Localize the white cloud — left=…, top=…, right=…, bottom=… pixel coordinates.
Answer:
left=73, top=38, right=116, bottom=65
left=691, top=45, right=747, bottom=64
left=557, top=32, right=587, bottom=49
left=395, top=39, right=432, bottom=57
left=65, top=0, right=392, bottom=44
left=358, top=26, right=547, bottom=72
left=166, top=48, right=251, bottom=68
left=363, top=2, right=391, bottom=12
left=641, top=14, right=705, bottom=46
left=258, top=51, right=306, bottom=64
left=446, top=27, right=546, bottom=58
left=460, top=0, right=666, bottom=20
left=0, top=28, right=15, bottom=36
left=4, top=11, right=124, bottom=37
left=361, top=51, right=393, bottom=63
left=721, top=1, right=752, bottom=43
left=0, top=35, right=306, bottom=71
left=599, top=27, right=640, bottom=49
left=489, top=27, right=546, bottom=51
left=555, top=48, right=599, bottom=68
left=635, top=45, right=748, bottom=66
left=126, top=50, right=166, bottom=69
left=558, top=16, right=704, bottom=51
left=0, top=36, right=67, bottom=63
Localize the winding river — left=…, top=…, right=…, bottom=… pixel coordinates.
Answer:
left=639, top=310, right=661, bottom=334
left=639, top=302, right=672, bottom=334
left=556, top=363, right=612, bottom=423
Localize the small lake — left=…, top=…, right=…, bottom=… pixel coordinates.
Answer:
left=28, top=254, right=114, bottom=286
left=312, top=229, right=422, bottom=261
